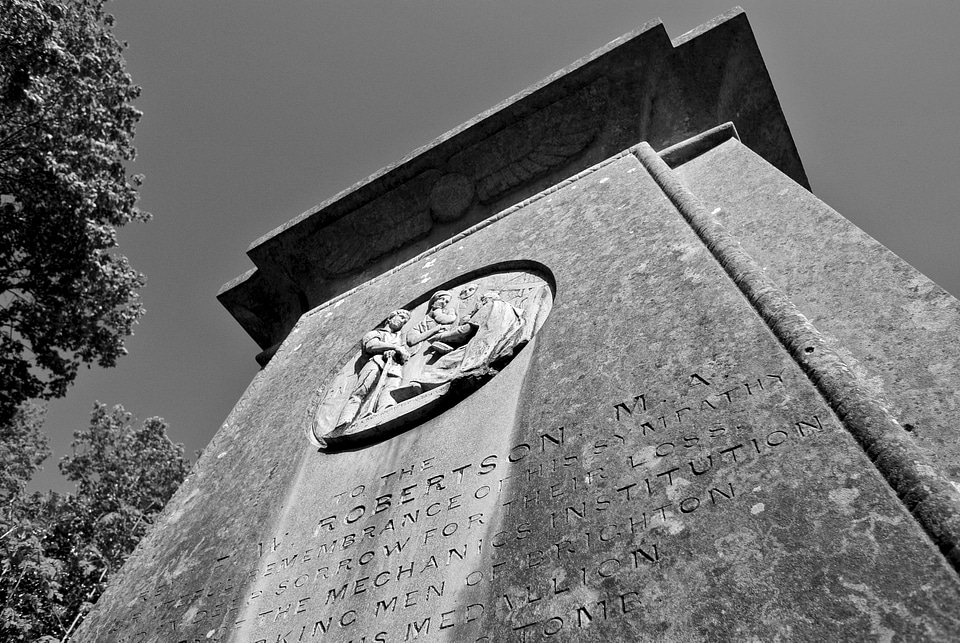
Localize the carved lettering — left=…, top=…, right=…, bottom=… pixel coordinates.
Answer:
left=613, top=394, right=647, bottom=420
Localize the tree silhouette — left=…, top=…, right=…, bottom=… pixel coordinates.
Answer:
left=1, top=0, right=148, bottom=423
left=0, top=403, right=189, bottom=642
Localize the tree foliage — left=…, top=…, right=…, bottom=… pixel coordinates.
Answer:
left=0, top=0, right=148, bottom=424
left=0, top=403, right=189, bottom=642
left=0, top=401, right=49, bottom=503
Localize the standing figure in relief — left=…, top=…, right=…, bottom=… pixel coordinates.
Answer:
left=335, top=309, right=411, bottom=429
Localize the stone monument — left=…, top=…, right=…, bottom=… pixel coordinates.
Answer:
left=78, top=9, right=960, bottom=642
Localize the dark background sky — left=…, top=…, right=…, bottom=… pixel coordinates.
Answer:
left=36, top=2, right=959, bottom=491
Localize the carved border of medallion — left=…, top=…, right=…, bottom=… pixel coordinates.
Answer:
left=305, top=261, right=556, bottom=451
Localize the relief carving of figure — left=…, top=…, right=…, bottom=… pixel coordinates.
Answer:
left=311, top=270, right=553, bottom=449
left=393, top=289, right=524, bottom=399
left=334, top=309, right=411, bottom=429
left=395, top=289, right=477, bottom=400
left=456, top=283, right=480, bottom=318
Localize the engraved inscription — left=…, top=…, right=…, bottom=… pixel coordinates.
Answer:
left=140, top=364, right=841, bottom=642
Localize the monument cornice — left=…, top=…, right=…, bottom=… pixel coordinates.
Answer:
left=218, top=7, right=807, bottom=362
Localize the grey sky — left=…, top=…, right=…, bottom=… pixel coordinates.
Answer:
left=36, top=1, right=960, bottom=491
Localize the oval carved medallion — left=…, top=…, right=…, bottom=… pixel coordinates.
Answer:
left=309, top=267, right=554, bottom=450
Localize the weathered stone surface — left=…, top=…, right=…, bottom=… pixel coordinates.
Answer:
left=673, top=138, right=960, bottom=486
left=79, top=153, right=960, bottom=642
left=217, top=9, right=807, bottom=359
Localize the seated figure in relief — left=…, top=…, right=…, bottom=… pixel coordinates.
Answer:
left=395, top=290, right=469, bottom=400
left=334, top=309, right=411, bottom=429
left=392, top=288, right=524, bottom=401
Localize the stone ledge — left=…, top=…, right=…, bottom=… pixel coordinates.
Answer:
left=219, top=8, right=807, bottom=355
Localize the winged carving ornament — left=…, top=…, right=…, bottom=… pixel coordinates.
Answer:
left=312, top=79, right=607, bottom=278
left=448, top=77, right=609, bottom=203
